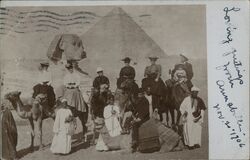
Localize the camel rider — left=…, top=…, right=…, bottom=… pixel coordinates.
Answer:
left=172, top=64, right=191, bottom=97
left=117, top=57, right=136, bottom=89
left=144, top=56, right=162, bottom=81
left=142, top=55, right=166, bottom=121
left=93, top=67, right=110, bottom=92
left=33, top=61, right=56, bottom=116
left=142, top=56, right=162, bottom=91
left=174, top=54, right=193, bottom=90
left=173, top=64, right=188, bottom=83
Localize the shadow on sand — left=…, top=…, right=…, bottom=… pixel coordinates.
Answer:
left=17, top=132, right=95, bottom=158
left=71, top=131, right=95, bottom=153
left=17, top=146, right=39, bottom=159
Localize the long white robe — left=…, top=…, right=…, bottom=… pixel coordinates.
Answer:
left=180, top=96, right=203, bottom=147
left=145, top=94, right=153, bottom=118
left=50, top=108, right=73, bottom=154
left=103, top=104, right=122, bottom=137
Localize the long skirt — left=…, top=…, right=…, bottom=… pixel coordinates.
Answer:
left=63, top=88, right=87, bottom=112
left=50, top=133, right=72, bottom=154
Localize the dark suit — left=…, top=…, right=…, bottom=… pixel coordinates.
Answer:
left=93, top=75, right=110, bottom=89
left=117, top=65, right=136, bottom=88
left=132, top=96, right=150, bottom=148
left=33, top=84, right=56, bottom=110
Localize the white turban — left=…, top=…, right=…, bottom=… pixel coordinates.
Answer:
left=61, top=98, right=67, bottom=103
left=191, top=86, right=200, bottom=92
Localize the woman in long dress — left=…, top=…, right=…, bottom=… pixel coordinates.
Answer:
left=62, top=63, right=87, bottom=113
left=50, top=99, right=75, bottom=154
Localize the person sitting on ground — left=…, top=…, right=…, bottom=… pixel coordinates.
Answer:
left=180, top=86, right=206, bottom=150
left=96, top=95, right=122, bottom=151
left=93, top=67, right=110, bottom=91
left=131, top=88, right=150, bottom=153
left=104, top=95, right=122, bottom=137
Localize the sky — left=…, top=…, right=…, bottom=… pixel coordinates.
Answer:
left=0, top=5, right=206, bottom=60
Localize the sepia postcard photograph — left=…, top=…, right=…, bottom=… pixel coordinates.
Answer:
left=0, top=1, right=249, bottom=160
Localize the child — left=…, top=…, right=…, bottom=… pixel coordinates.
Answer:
left=50, top=99, right=76, bottom=154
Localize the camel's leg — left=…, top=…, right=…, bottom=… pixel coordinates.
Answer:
left=176, top=110, right=183, bottom=135
left=28, top=118, right=35, bottom=151
left=169, top=108, right=175, bottom=126
left=91, top=120, right=96, bottom=145
left=37, top=117, right=44, bottom=150
left=176, top=110, right=181, bottom=125
left=165, top=107, right=169, bottom=124
left=162, top=112, right=168, bottom=126
left=78, top=112, right=88, bottom=142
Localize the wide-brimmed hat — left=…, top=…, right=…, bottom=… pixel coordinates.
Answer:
left=191, top=86, right=200, bottom=92
left=96, top=67, right=104, bottom=73
left=121, top=57, right=131, bottom=62
left=40, top=61, right=49, bottom=67
left=148, top=55, right=159, bottom=60
left=180, top=54, right=189, bottom=61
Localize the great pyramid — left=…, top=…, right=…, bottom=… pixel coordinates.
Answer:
left=80, top=7, right=173, bottom=90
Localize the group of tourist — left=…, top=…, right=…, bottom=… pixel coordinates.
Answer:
left=90, top=54, right=206, bottom=152
left=1, top=53, right=206, bottom=160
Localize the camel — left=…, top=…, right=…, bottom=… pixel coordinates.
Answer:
left=5, top=90, right=90, bottom=151
left=165, top=78, right=190, bottom=133
left=4, top=91, right=51, bottom=150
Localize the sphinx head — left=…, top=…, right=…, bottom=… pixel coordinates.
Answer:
left=47, top=34, right=86, bottom=63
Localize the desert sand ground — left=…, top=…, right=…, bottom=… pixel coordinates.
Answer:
left=13, top=109, right=208, bottom=160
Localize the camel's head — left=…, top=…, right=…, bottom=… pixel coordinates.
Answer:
left=4, top=91, right=21, bottom=101
left=34, top=94, right=48, bottom=105
left=47, top=34, right=86, bottom=63
left=4, top=91, right=21, bottom=109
